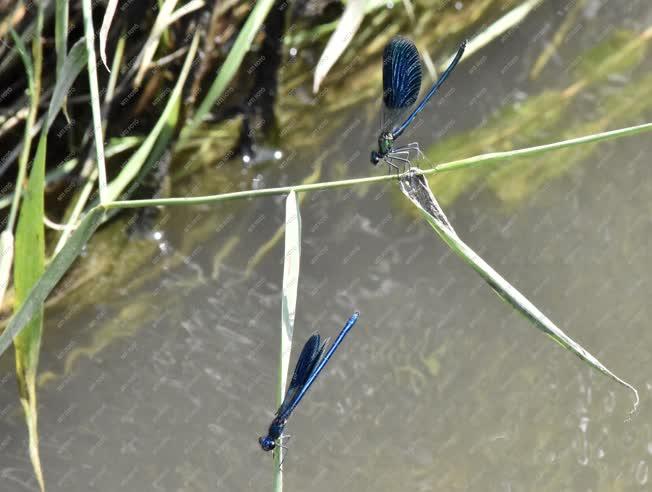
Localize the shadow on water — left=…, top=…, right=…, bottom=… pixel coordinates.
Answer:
left=1, top=0, right=652, bottom=490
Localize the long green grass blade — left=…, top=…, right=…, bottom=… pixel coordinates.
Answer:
left=182, top=0, right=277, bottom=137
left=399, top=170, right=639, bottom=412
left=11, top=30, right=87, bottom=492
left=274, top=191, right=302, bottom=490
left=0, top=207, right=104, bottom=357
left=14, top=133, right=46, bottom=492
left=12, top=8, right=46, bottom=489
left=106, top=30, right=199, bottom=202
left=81, top=0, right=109, bottom=203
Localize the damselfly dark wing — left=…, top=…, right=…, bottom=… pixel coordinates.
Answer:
left=276, top=334, right=325, bottom=418
left=381, top=37, right=422, bottom=131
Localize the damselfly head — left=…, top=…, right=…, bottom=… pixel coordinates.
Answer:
left=259, top=436, right=276, bottom=452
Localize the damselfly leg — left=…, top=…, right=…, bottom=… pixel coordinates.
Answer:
left=394, top=142, right=425, bottom=161
left=384, top=157, right=400, bottom=175
left=385, top=154, right=411, bottom=175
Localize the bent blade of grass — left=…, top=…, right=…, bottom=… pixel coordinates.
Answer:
left=399, top=170, right=639, bottom=413
left=81, top=0, right=109, bottom=203
left=99, top=0, right=118, bottom=71
left=312, top=0, right=365, bottom=93
left=0, top=207, right=104, bottom=357
left=274, top=191, right=302, bottom=489
left=182, top=0, right=277, bottom=138
left=106, top=30, right=199, bottom=202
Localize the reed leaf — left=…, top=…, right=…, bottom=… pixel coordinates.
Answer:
left=399, top=170, right=639, bottom=412
left=274, top=191, right=302, bottom=490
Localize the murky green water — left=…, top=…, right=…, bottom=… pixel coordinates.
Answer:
left=1, top=1, right=652, bottom=490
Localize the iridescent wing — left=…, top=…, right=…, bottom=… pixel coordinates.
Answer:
left=381, top=36, right=422, bottom=131
left=276, top=334, right=326, bottom=419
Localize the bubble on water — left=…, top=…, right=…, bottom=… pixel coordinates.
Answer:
left=273, top=150, right=283, bottom=160
left=289, top=47, right=298, bottom=57
left=455, top=1, right=463, bottom=10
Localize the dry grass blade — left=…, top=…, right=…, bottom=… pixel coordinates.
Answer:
left=313, top=0, right=365, bottom=93
left=399, top=170, right=639, bottom=414
left=99, top=0, right=119, bottom=71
